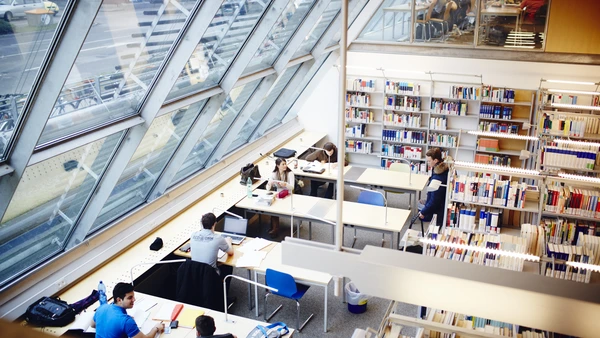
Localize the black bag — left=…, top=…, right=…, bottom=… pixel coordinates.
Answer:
left=25, top=296, right=76, bottom=327
left=273, top=148, right=296, bottom=159
left=240, top=163, right=261, bottom=185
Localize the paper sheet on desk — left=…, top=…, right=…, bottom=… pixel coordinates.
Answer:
left=238, top=238, right=271, bottom=253
left=70, top=310, right=96, bottom=333
left=236, top=251, right=268, bottom=268
left=217, top=249, right=227, bottom=263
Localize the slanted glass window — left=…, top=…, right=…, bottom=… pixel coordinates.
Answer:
left=171, top=79, right=261, bottom=185
left=90, top=101, right=205, bottom=231
left=291, top=0, right=340, bottom=59
left=242, top=0, right=316, bottom=76
left=227, top=64, right=302, bottom=152
left=478, top=0, right=546, bottom=49
left=37, top=0, right=197, bottom=146
left=268, top=53, right=329, bottom=130
left=166, top=0, right=269, bottom=102
left=0, top=0, right=68, bottom=159
left=327, top=0, right=365, bottom=47
left=0, top=132, right=123, bottom=286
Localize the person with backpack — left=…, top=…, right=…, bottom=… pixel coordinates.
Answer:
left=92, top=282, right=164, bottom=338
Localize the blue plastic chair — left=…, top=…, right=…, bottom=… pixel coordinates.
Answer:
left=352, top=190, right=386, bottom=247
left=264, top=268, right=314, bottom=331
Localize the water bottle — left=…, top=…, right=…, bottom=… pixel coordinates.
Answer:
left=98, top=281, right=107, bottom=305
left=246, top=177, right=253, bottom=198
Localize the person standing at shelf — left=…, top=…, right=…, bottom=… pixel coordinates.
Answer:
left=92, top=282, right=165, bottom=338
left=195, top=315, right=237, bottom=338
left=266, top=157, right=295, bottom=238
left=190, top=213, right=235, bottom=287
left=306, top=142, right=348, bottom=199
left=418, top=148, right=449, bottom=224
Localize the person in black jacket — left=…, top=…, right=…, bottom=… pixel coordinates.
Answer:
left=418, top=148, right=449, bottom=225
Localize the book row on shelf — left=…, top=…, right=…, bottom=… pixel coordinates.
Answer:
left=346, top=140, right=372, bottom=154
left=381, top=144, right=422, bottom=159
left=423, top=308, right=517, bottom=337
left=346, top=107, right=375, bottom=123
left=383, top=129, right=427, bottom=144
left=541, top=143, right=598, bottom=171
left=478, top=121, right=520, bottom=134
left=431, top=99, right=469, bottom=115
left=448, top=204, right=503, bottom=234
left=346, top=93, right=370, bottom=107
left=540, top=217, right=596, bottom=246
left=544, top=244, right=594, bottom=283
left=381, top=158, right=428, bottom=174
left=384, top=112, right=421, bottom=128
left=542, top=93, right=580, bottom=105
left=480, top=104, right=514, bottom=119
left=386, top=95, right=422, bottom=111
left=385, top=80, right=421, bottom=95
left=539, top=111, right=594, bottom=138
left=543, top=184, right=600, bottom=219
left=451, top=174, right=536, bottom=209
left=474, top=154, right=513, bottom=166
left=346, top=123, right=367, bottom=138
left=429, top=133, right=458, bottom=148
left=423, top=227, right=531, bottom=272
left=448, top=85, right=481, bottom=100
left=481, top=86, right=517, bottom=103
left=430, top=117, right=449, bottom=130
left=346, top=78, right=376, bottom=92
left=477, top=138, right=500, bottom=152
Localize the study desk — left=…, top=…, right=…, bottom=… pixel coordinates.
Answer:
left=382, top=3, right=430, bottom=41
left=253, top=244, right=332, bottom=332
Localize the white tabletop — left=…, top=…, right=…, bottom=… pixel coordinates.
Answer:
left=255, top=244, right=332, bottom=286
left=356, top=168, right=429, bottom=192
left=324, top=201, right=411, bottom=232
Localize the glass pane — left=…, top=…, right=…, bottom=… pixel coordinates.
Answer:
left=0, top=0, right=66, bottom=158
left=357, top=0, right=412, bottom=42
left=37, top=0, right=197, bottom=146
left=267, top=53, right=329, bottom=130
left=166, top=0, right=269, bottom=101
left=291, top=0, right=340, bottom=59
left=327, top=0, right=365, bottom=46
left=0, top=132, right=122, bottom=286
left=242, top=0, right=316, bottom=76
left=478, top=0, right=546, bottom=49
left=90, top=100, right=206, bottom=231
left=227, top=64, right=301, bottom=152
left=170, top=79, right=261, bottom=185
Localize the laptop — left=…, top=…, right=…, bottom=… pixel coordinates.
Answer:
left=220, top=216, right=248, bottom=245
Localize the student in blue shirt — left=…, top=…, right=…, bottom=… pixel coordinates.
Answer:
left=195, top=315, right=237, bottom=338
left=92, top=282, right=164, bottom=338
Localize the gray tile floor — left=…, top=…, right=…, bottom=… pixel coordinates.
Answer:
left=225, top=182, right=424, bottom=337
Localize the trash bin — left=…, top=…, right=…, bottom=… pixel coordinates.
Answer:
left=25, top=9, right=53, bottom=27
left=345, top=282, right=369, bottom=314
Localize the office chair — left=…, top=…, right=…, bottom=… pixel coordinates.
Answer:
left=175, top=260, right=224, bottom=312
left=351, top=190, right=386, bottom=248
left=415, top=0, right=436, bottom=41
left=384, top=162, right=411, bottom=208
left=430, top=0, right=457, bottom=42
left=264, top=269, right=314, bottom=332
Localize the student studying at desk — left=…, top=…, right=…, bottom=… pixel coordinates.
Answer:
left=92, top=282, right=165, bottom=338
left=306, top=142, right=348, bottom=199
left=266, top=158, right=295, bottom=238
left=195, top=315, right=237, bottom=338
left=191, top=213, right=235, bottom=285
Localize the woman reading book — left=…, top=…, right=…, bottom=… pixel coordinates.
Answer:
left=306, top=142, right=348, bottom=199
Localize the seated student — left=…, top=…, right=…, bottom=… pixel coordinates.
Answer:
left=92, top=282, right=164, bottom=338
left=519, top=0, right=547, bottom=23
left=195, top=315, right=237, bottom=338
left=266, top=157, right=295, bottom=238
left=306, top=142, right=348, bottom=199
left=191, top=213, right=235, bottom=284
left=418, top=148, right=449, bottom=224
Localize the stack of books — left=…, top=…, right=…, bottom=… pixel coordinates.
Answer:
left=477, top=138, right=500, bottom=152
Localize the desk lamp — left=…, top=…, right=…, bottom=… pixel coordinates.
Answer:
left=213, top=207, right=243, bottom=220
left=223, top=275, right=277, bottom=323
left=129, top=259, right=186, bottom=286
left=393, top=157, right=413, bottom=185
left=350, top=186, right=388, bottom=225
left=290, top=210, right=336, bottom=239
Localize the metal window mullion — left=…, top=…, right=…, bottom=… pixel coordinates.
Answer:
left=148, top=93, right=228, bottom=200
left=273, top=0, right=332, bottom=74
left=66, top=1, right=224, bottom=248
left=310, top=12, right=341, bottom=57
left=251, top=59, right=317, bottom=140
left=347, top=0, right=381, bottom=44
left=0, top=0, right=103, bottom=223
left=220, top=0, right=289, bottom=93
left=207, top=74, right=279, bottom=163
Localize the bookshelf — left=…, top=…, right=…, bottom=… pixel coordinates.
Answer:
left=536, top=79, right=600, bottom=176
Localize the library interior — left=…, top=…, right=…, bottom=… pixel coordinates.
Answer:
left=0, top=0, right=600, bottom=337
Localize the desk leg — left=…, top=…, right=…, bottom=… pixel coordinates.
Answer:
left=247, top=269, right=253, bottom=311
left=309, top=221, right=312, bottom=240
left=254, top=271, right=259, bottom=317
left=389, top=231, right=393, bottom=249
left=324, top=284, right=328, bottom=332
